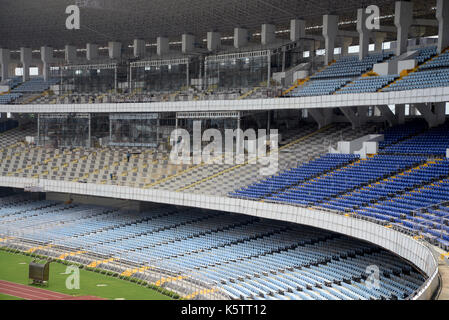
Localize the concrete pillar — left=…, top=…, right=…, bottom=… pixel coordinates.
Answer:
left=394, top=1, right=414, bottom=56
left=395, top=104, right=406, bottom=124
left=435, top=102, right=446, bottom=125
left=20, top=47, right=32, bottom=82
left=234, top=28, right=248, bottom=48
left=86, top=43, right=99, bottom=61
left=207, top=32, right=221, bottom=52
left=0, top=49, right=10, bottom=81
left=157, top=37, right=169, bottom=56
left=375, top=32, right=387, bottom=52
left=133, top=39, right=146, bottom=58
left=437, top=0, right=449, bottom=53
left=340, top=107, right=367, bottom=129
left=415, top=103, right=445, bottom=128
left=261, top=24, right=276, bottom=46
left=341, top=38, right=353, bottom=56
left=40, top=46, right=53, bottom=82
left=323, top=15, right=338, bottom=65
left=65, top=45, right=77, bottom=64
left=357, top=106, right=368, bottom=124
left=290, top=19, right=305, bottom=42
left=182, top=34, right=195, bottom=53
left=308, top=40, right=320, bottom=58
left=108, top=42, right=122, bottom=60
left=377, top=105, right=398, bottom=126
left=357, top=9, right=372, bottom=60
left=308, top=108, right=334, bottom=129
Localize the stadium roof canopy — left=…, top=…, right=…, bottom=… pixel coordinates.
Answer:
left=0, top=0, right=436, bottom=49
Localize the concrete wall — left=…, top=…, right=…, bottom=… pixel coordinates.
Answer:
left=398, top=59, right=418, bottom=73
left=46, top=192, right=141, bottom=211
left=374, top=61, right=399, bottom=76
left=46, top=192, right=168, bottom=212
left=334, top=134, right=384, bottom=154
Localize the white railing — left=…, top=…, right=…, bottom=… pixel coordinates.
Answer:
left=1, top=86, right=448, bottom=114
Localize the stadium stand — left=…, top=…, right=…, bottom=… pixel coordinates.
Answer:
left=384, top=50, right=449, bottom=92
left=0, top=93, right=23, bottom=104
left=0, top=0, right=448, bottom=303
left=154, top=123, right=379, bottom=195
left=229, top=154, right=360, bottom=200
left=311, top=54, right=394, bottom=80
left=336, top=75, right=398, bottom=94
left=12, top=77, right=59, bottom=94
left=255, top=154, right=427, bottom=206
left=0, top=191, right=426, bottom=300
left=290, top=53, right=393, bottom=97
left=230, top=119, right=449, bottom=251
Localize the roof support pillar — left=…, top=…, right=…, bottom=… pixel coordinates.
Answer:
left=41, top=46, right=53, bottom=82
left=182, top=34, right=195, bottom=53
left=261, top=24, right=276, bottom=46
left=86, top=43, right=99, bottom=61
left=133, top=39, right=146, bottom=58
left=20, top=47, right=32, bottom=82
left=394, top=1, right=414, bottom=56
left=234, top=28, right=248, bottom=48
left=108, top=42, right=122, bottom=60
left=207, top=32, right=221, bottom=52
left=437, top=0, right=449, bottom=53
left=157, top=37, right=169, bottom=56
left=65, top=45, right=77, bottom=64
left=357, top=9, right=372, bottom=60
left=290, top=19, right=305, bottom=42
left=0, top=49, right=10, bottom=81
left=323, top=15, right=338, bottom=65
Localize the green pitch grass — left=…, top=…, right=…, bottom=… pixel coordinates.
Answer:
left=0, top=250, right=172, bottom=300
left=0, top=293, right=24, bottom=300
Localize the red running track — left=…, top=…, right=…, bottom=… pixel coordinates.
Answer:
left=0, top=280, right=106, bottom=300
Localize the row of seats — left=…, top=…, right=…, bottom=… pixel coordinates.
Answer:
left=336, top=75, right=398, bottom=94
left=291, top=78, right=352, bottom=97
left=229, top=154, right=358, bottom=200
left=383, top=68, right=449, bottom=91
left=381, top=122, right=449, bottom=155
left=290, top=53, right=394, bottom=97
left=383, top=48, right=449, bottom=92
left=378, top=120, right=428, bottom=149
left=414, top=46, right=437, bottom=64
left=310, top=53, right=393, bottom=80
left=321, top=158, right=449, bottom=215
left=265, top=154, right=426, bottom=206
left=420, top=51, right=449, bottom=70
left=12, top=77, right=59, bottom=93
left=355, top=179, right=449, bottom=248
left=0, top=93, right=22, bottom=104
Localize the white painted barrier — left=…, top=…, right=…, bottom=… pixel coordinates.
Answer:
left=0, top=86, right=449, bottom=113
